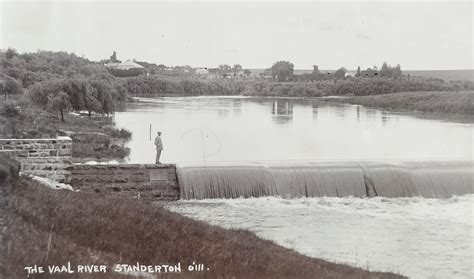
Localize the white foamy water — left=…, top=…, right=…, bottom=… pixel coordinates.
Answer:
left=166, top=195, right=474, bottom=278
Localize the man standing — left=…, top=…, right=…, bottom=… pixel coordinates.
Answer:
left=154, top=131, right=163, bottom=164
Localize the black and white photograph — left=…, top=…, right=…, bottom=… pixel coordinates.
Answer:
left=0, top=0, right=473, bottom=278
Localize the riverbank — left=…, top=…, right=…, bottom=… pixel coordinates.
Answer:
left=0, top=99, right=131, bottom=160
left=0, top=161, right=403, bottom=278
left=322, top=91, right=474, bottom=114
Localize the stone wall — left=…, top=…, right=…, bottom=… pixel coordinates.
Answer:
left=0, top=137, right=72, bottom=182
left=66, top=164, right=179, bottom=201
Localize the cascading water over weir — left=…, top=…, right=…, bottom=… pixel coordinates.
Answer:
left=176, top=161, right=474, bottom=199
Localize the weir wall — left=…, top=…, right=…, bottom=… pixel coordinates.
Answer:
left=66, top=164, right=179, bottom=201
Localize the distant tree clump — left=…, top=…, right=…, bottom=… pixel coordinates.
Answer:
left=312, top=65, right=320, bottom=75
left=218, top=64, right=232, bottom=78
left=271, top=61, right=294, bottom=82
left=110, top=51, right=121, bottom=63
left=244, top=69, right=252, bottom=77
left=232, top=64, right=242, bottom=77
left=378, top=62, right=402, bottom=78
left=5, top=48, right=18, bottom=60
left=334, top=67, right=346, bottom=79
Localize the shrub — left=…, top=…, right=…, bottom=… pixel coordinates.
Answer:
left=107, top=127, right=132, bottom=139
left=0, top=154, right=19, bottom=183
left=0, top=102, right=21, bottom=117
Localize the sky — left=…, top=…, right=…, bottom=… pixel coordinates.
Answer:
left=1, top=0, right=473, bottom=70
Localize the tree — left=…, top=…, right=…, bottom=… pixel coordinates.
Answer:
left=380, top=62, right=391, bottom=77
left=244, top=69, right=252, bottom=77
left=89, top=78, right=115, bottom=116
left=394, top=64, right=402, bottom=78
left=29, top=80, right=72, bottom=122
left=5, top=48, right=18, bottom=60
left=1, top=76, right=22, bottom=101
left=64, top=78, right=89, bottom=111
left=218, top=64, right=231, bottom=77
left=110, top=51, right=120, bottom=63
left=312, top=65, right=320, bottom=75
left=49, top=91, right=71, bottom=122
left=356, top=66, right=361, bottom=77
left=271, top=61, right=294, bottom=82
left=84, top=93, right=103, bottom=117
left=232, top=64, right=242, bottom=77
left=334, top=67, right=346, bottom=79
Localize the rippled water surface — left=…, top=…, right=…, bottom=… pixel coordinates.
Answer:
left=167, top=195, right=474, bottom=279
left=114, top=97, right=473, bottom=164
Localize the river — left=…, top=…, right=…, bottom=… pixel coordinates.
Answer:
left=114, top=96, right=472, bottom=164
left=115, top=96, right=474, bottom=278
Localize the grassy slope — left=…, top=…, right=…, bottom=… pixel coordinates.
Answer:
left=0, top=101, right=130, bottom=159
left=326, top=91, right=474, bottom=114
left=2, top=175, right=404, bottom=279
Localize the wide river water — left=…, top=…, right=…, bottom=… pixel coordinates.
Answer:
left=115, top=96, right=472, bottom=164
left=114, top=96, right=474, bottom=278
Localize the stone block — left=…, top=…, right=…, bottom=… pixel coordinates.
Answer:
left=22, top=164, right=31, bottom=171
left=119, top=164, right=141, bottom=170
left=84, top=177, right=97, bottom=184
left=58, top=150, right=71, bottom=156
left=130, top=174, right=146, bottom=183
left=149, top=169, right=168, bottom=181
left=149, top=183, right=169, bottom=191
left=114, top=177, right=129, bottom=183
left=38, top=152, right=50, bottom=157
left=64, top=165, right=77, bottom=171
left=111, top=186, right=121, bottom=192
left=16, top=151, right=28, bottom=158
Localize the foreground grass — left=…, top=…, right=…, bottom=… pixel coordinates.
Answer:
left=325, top=91, right=474, bottom=114
left=1, top=174, right=404, bottom=278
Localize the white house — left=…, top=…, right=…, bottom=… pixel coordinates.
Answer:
left=195, top=67, right=209, bottom=75
left=116, top=60, right=145, bottom=70
left=106, top=60, right=144, bottom=70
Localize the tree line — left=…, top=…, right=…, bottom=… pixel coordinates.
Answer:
left=1, top=49, right=127, bottom=121
left=1, top=49, right=472, bottom=122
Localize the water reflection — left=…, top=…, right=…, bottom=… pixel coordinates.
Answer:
left=271, top=100, right=293, bottom=124
left=312, top=104, right=319, bottom=120
left=114, top=97, right=474, bottom=164
left=381, top=111, right=389, bottom=126
left=356, top=106, right=360, bottom=123
left=334, top=106, right=346, bottom=119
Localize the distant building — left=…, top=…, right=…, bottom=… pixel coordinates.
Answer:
left=345, top=70, right=357, bottom=77
left=106, top=60, right=145, bottom=70
left=195, top=67, right=209, bottom=75
left=106, top=60, right=146, bottom=77
left=208, top=68, right=221, bottom=79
